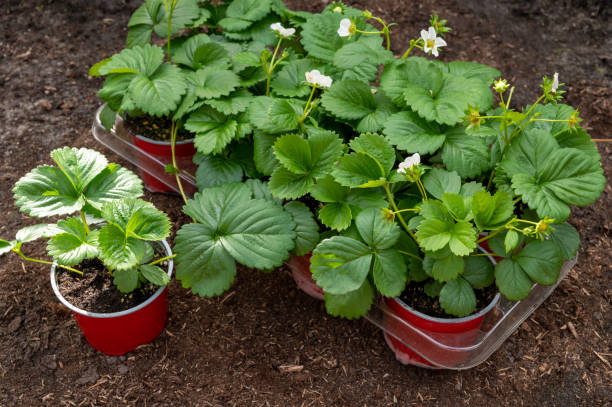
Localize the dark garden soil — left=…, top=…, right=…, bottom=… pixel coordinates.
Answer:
left=0, top=0, right=610, bottom=406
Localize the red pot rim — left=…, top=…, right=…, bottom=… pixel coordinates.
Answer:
left=387, top=246, right=500, bottom=324
left=133, top=133, right=195, bottom=146
left=388, top=292, right=501, bottom=325
left=50, top=240, right=173, bottom=319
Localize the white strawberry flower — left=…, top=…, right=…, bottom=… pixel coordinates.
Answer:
left=338, top=18, right=355, bottom=37
left=397, top=153, right=421, bottom=174
left=421, top=26, right=447, bottom=57
left=305, top=70, right=333, bottom=88
left=551, top=72, right=559, bottom=93
left=270, top=22, right=296, bottom=38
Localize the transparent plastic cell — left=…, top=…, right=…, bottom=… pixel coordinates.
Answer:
left=92, top=105, right=196, bottom=195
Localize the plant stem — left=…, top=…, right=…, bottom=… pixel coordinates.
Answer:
left=298, top=85, right=317, bottom=131
left=398, top=250, right=422, bottom=261
left=592, top=139, right=612, bottom=142
left=383, top=183, right=418, bottom=242
left=356, top=29, right=384, bottom=35
left=401, top=39, right=422, bottom=59
left=165, top=0, right=178, bottom=62
left=416, top=178, right=428, bottom=201
left=476, top=228, right=504, bottom=244
left=265, top=38, right=283, bottom=96
left=14, top=249, right=83, bottom=275
left=79, top=210, right=90, bottom=235
left=170, top=120, right=188, bottom=205
left=393, top=208, right=420, bottom=214
left=147, top=254, right=177, bottom=267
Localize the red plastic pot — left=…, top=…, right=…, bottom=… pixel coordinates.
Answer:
left=133, top=134, right=197, bottom=195
left=287, top=254, right=324, bottom=301
left=50, top=241, right=173, bottom=355
left=383, top=292, right=500, bottom=368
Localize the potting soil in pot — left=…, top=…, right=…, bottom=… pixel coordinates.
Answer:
left=57, top=256, right=169, bottom=313
left=399, top=281, right=498, bottom=319
left=124, top=115, right=193, bottom=142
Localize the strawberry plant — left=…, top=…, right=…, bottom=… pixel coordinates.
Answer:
left=0, top=147, right=174, bottom=293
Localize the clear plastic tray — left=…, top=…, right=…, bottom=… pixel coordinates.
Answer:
left=92, top=105, right=196, bottom=195
left=93, top=105, right=577, bottom=370
left=364, top=257, right=576, bottom=369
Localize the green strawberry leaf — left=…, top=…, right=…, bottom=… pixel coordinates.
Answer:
left=187, top=68, right=240, bottom=99
left=92, top=44, right=164, bottom=76
left=113, top=268, right=140, bottom=293
left=500, top=129, right=559, bottom=179
left=324, top=280, right=374, bottom=319
left=332, top=153, right=386, bottom=188
left=249, top=96, right=304, bottom=134
left=372, top=249, right=407, bottom=297
left=417, top=218, right=476, bottom=256
left=186, top=106, right=242, bottom=155
left=549, top=222, right=580, bottom=260
left=431, top=253, right=464, bottom=282
left=269, top=131, right=344, bottom=199
left=128, top=63, right=187, bottom=116
left=127, top=0, right=200, bottom=42
left=98, top=224, right=147, bottom=271
left=15, top=223, right=63, bottom=243
left=439, top=278, right=477, bottom=317
left=462, top=256, right=494, bottom=289
left=309, top=175, right=348, bottom=203
left=515, top=240, right=563, bottom=285
left=284, top=201, right=320, bottom=256
left=172, top=34, right=211, bottom=68
left=471, top=190, right=514, bottom=230
left=253, top=131, right=279, bottom=176
left=47, top=218, right=98, bottom=266
left=204, top=89, right=253, bottom=115
left=349, top=133, right=395, bottom=177
left=446, top=61, right=500, bottom=84
left=355, top=207, right=401, bottom=250
left=494, top=258, right=533, bottom=301
left=175, top=183, right=296, bottom=297
left=321, top=79, right=376, bottom=120
left=140, top=264, right=170, bottom=287
left=441, top=127, right=491, bottom=177
left=273, top=134, right=311, bottom=174
left=504, top=229, right=520, bottom=253
left=13, top=147, right=118, bottom=217
left=318, top=202, right=352, bottom=231
left=512, top=148, right=605, bottom=221
left=311, top=236, right=372, bottom=295
left=225, top=0, right=271, bottom=22
left=271, top=58, right=320, bottom=98
left=555, top=128, right=600, bottom=161
left=0, top=239, right=14, bottom=256
left=51, top=147, right=109, bottom=192
left=382, top=111, right=446, bottom=154
left=269, top=167, right=313, bottom=199
left=101, top=198, right=170, bottom=241
left=422, top=168, right=461, bottom=200
left=195, top=154, right=243, bottom=190
left=441, top=193, right=469, bottom=221
left=85, top=164, right=144, bottom=210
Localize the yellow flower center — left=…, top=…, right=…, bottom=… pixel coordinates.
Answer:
left=426, top=39, right=435, bottom=49
left=349, top=23, right=356, bottom=35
